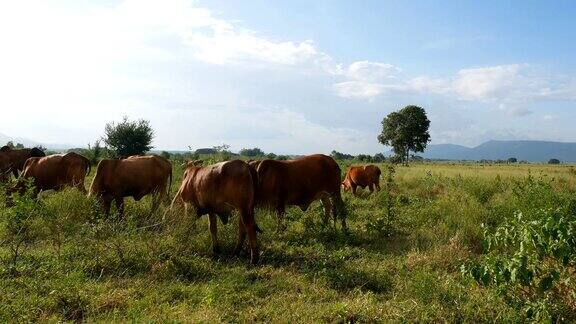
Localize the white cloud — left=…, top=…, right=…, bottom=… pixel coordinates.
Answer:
left=340, top=61, right=401, bottom=81
left=452, top=64, right=525, bottom=100
left=332, top=61, right=402, bottom=99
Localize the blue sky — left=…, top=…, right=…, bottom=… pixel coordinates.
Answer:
left=0, top=0, right=575, bottom=154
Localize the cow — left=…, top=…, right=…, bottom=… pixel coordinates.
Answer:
left=0, top=146, right=45, bottom=181
left=89, top=155, right=172, bottom=217
left=253, top=154, right=347, bottom=229
left=342, top=165, right=381, bottom=195
left=11, top=152, right=90, bottom=196
left=168, top=159, right=260, bottom=264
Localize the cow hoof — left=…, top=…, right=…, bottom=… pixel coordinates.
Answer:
left=250, top=253, right=260, bottom=265
left=233, top=246, right=243, bottom=256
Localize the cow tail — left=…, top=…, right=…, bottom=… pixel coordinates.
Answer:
left=247, top=163, right=262, bottom=234
left=248, top=163, right=258, bottom=202
left=84, top=155, right=91, bottom=176
left=167, top=166, right=173, bottom=198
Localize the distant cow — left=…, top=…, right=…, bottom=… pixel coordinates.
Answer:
left=254, top=154, right=347, bottom=229
left=342, top=165, right=381, bottom=195
left=0, top=146, right=45, bottom=181
left=168, top=159, right=260, bottom=264
left=89, top=155, right=172, bottom=216
left=12, top=152, right=90, bottom=196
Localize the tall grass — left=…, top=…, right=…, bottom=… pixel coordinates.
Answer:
left=0, top=162, right=575, bottom=321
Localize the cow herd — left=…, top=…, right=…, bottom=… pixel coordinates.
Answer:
left=1, top=146, right=382, bottom=264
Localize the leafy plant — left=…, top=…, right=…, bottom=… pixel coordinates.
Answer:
left=462, top=207, right=576, bottom=320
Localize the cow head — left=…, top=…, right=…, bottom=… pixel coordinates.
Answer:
left=89, top=159, right=116, bottom=197
left=341, top=179, right=351, bottom=192
left=30, top=147, right=46, bottom=158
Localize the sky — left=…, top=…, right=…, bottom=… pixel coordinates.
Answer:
left=0, top=0, right=575, bottom=154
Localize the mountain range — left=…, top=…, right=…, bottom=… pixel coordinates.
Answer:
left=422, top=140, right=576, bottom=162
left=2, top=133, right=575, bottom=162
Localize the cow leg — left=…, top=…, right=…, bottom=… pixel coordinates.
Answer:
left=376, top=181, right=381, bottom=191
left=320, top=195, right=332, bottom=225
left=102, top=197, right=112, bottom=217
left=351, top=183, right=358, bottom=196
left=368, top=183, right=375, bottom=194
left=115, top=197, right=125, bottom=219
left=208, top=213, right=220, bottom=254
left=233, top=217, right=247, bottom=256
left=75, top=180, right=87, bottom=194
left=241, top=208, right=259, bottom=264
left=332, top=191, right=348, bottom=230
left=276, top=204, right=286, bottom=232
left=150, top=193, right=160, bottom=214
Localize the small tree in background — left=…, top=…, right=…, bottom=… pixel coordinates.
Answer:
left=373, top=153, right=386, bottom=163
left=378, top=105, right=430, bottom=164
left=4, top=142, right=24, bottom=149
left=548, top=158, right=560, bottom=164
left=87, top=140, right=104, bottom=165
left=160, top=151, right=172, bottom=160
left=330, top=150, right=354, bottom=160
left=507, top=157, right=518, bottom=163
left=103, top=116, right=154, bottom=157
left=239, top=147, right=265, bottom=157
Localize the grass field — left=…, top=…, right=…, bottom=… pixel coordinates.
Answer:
left=1, top=161, right=576, bottom=322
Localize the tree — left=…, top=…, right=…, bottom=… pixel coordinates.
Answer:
left=239, top=147, right=265, bottom=157
left=266, top=152, right=277, bottom=159
left=160, top=151, right=172, bottom=160
left=378, top=105, right=430, bottom=164
left=87, top=140, right=104, bottom=165
left=548, top=158, right=560, bottom=164
left=507, top=157, right=518, bottom=163
left=103, top=116, right=154, bottom=157
left=330, top=150, right=354, bottom=160
left=372, top=153, right=386, bottom=163
left=356, top=154, right=372, bottom=162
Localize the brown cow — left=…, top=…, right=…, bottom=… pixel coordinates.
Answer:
left=0, top=146, right=45, bottom=181
left=342, top=165, right=381, bottom=195
left=12, top=152, right=90, bottom=196
left=254, top=154, right=347, bottom=229
left=168, top=159, right=259, bottom=264
left=89, top=155, right=172, bottom=216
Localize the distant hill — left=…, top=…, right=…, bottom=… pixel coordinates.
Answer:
left=422, top=140, right=576, bottom=162
left=0, top=132, right=42, bottom=148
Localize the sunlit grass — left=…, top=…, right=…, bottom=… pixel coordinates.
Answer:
left=0, top=161, right=575, bottom=321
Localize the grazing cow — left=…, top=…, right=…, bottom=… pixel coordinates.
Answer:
left=12, top=152, right=90, bottom=196
left=0, top=146, right=45, bottom=181
left=342, top=165, right=381, bottom=195
left=254, top=154, right=347, bottom=229
left=89, top=155, right=172, bottom=216
left=169, top=159, right=259, bottom=264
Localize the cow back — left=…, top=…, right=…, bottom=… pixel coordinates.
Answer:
left=255, top=154, right=341, bottom=207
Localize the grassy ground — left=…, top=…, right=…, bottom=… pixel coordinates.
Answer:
left=1, top=162, right=575, bottom=322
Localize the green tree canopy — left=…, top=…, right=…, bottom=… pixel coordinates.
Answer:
left=378, top=105, right=430, bottom=163
left=239, top=147, right=265, bottom=157
left=103, top=116, right=154, bottom=157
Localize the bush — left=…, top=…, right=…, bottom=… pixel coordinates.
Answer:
left=462, top=203, right=576, bottom=321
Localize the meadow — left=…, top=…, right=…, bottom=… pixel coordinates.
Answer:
left=1, top=161, right=575, bottom=322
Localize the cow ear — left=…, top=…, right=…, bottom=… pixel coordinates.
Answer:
left=0, top=146, right=11, bottom=152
